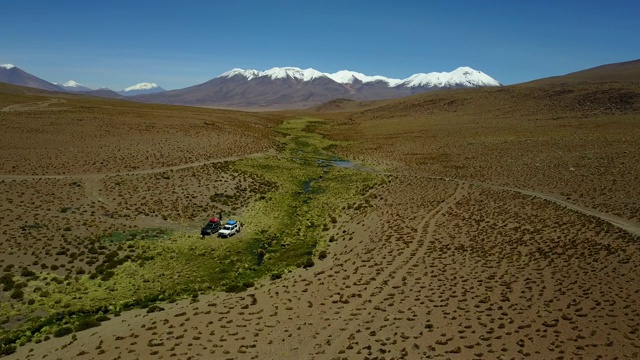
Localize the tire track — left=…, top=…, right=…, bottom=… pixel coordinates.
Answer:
left=389, top=172, right=640, bottom=238
left=1, top=98, right=68, bottom=112
left=306, top=181, right=467, bottom=357
left=0, top=152, right=269, bottom=181
left=369, top=182, right=468, bottom=297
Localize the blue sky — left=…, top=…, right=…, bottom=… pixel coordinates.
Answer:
left=1, top=0, right=638, bottom=90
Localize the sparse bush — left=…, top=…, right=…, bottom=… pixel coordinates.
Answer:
left=95, top=314, right=110, bottom=322
left=100, top=270, right=115, bottom=281
left=318, top=250, right=328, bottom=260
left=0, top=344, right=17, bottom=356
left=10, top=289, right=24, bottom=300
left=146, top=305, right=164, bottom=314
left=2, top=281, right=14, bottom=292
left=53, top=326, right=73, bottom=338
left=20, top=268, right=36, bottom=277
left=270, top=273, right=282, bottom=281
left=74, top=317, right=101, bottom=332
left=302, top=258, right=315, bottom=269
left=0, top=273, right=14, bottom=285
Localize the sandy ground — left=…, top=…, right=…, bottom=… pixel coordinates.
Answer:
left=9, top=174, right=640, bottom=359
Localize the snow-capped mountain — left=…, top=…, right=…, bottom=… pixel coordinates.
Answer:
left=0, top=64, right=63, bottom=92
left=219, top=66, right=500, bottom=88
left=0, top=63, right=500, bottom=108
left=56, top=80, right=92, bottom=92
left=400, top=67, right=500, bottom=88
left=135, top=66, right=500, bottom=110
left=118, top=83, right=166, bottom=96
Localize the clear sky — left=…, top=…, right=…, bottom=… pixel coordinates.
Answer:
left=1, top=0, right=638, bottom=90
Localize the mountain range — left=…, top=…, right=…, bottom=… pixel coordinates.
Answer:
left=134, top=66, right=500, bottom=109
left=55, top=80, right=165, bottom=96
left=1, top=63, right=500, bottom=109
left=0, top=64, right=166, bottom=97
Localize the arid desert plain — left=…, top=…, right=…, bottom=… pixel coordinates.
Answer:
left=1, top=70, right=639, bottom=359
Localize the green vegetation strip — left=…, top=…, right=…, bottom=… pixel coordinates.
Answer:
left=0, top=118, right=382, bottom=353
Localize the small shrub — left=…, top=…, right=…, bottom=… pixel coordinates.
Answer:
left=74, top=317, right=101, bottom=332
left=318, top=250, right=328, bottom=260
left=95, top=314, right=110, bottom=322
left=0, top=273, right=14, bottom=284
left=270, top=273, right=282, bottom=281
left=53, top=326, right=73, bottom=338
left=302, top=258, right=315, bottom=269
left=0, top=344, right=17, bottom=356
left=20, top=268, right=36, bottom=277
left=146, top=305, right=165, bottom=314
left=2, top=281, right=14, bottom=292
left=10, top=289, right=24, bottom=300
left=3, top=264, right=14, bottom=272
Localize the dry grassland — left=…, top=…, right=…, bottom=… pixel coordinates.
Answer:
left=2, top=81, right=640, bottom=359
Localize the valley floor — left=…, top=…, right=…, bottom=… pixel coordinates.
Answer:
left=2, top=85, right=640, bottom=359
left=10, top=171, right=640, bottom=359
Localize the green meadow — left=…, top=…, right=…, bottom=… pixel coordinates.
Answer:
left=0, top=118, right=382, bottom=350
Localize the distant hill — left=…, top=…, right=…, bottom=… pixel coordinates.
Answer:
left=0, top=64, right=63, bottom=92
left=134, top=66, right=501, bottom=110
left=521, top=59, right=640, bottom=86
left=79, top=88, right=124, bottom=99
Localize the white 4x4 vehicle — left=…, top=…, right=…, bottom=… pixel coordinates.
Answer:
left=217, top=220, right=241, bottom=238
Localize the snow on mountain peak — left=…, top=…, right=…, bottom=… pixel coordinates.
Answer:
left=264, top=67, right=326, bottom=81
left=222, top=67, right=327, bottom=82
left=122, top=82, right=160, bottom=91
left=218, top=66, right=500, bottom=88
left=402, top=67, right=501, bottom=88
left=326, top=70, right=403, bottom=86
left=1, top=64, right=16, bottom=69
left=62, top=80, right=84, bottom=87
left=220, top=68, right=263, bottom=80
